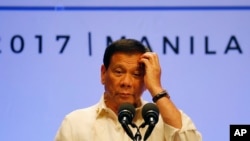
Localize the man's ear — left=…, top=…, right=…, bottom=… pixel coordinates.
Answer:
left=101, top=64, right=106, bottom=84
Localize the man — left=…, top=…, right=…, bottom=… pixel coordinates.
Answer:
left=55, top=39, right=202, bottom=141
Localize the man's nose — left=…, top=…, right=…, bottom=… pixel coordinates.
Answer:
left=120, top=74, right=133, bottom=88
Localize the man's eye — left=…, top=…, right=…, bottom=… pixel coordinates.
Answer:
left=133, top=72, right=142, bottom=77
left=115, top=70, right=121, bottom=73
left=114, top=70, right=123, bottom=75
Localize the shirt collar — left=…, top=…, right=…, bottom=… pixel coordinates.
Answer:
left=96, top=94, right=147, bottom=120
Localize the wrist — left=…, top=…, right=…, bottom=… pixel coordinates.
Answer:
left=152, top=90, right=170, bottom=103
left=150, top=87, right=164, bottom=97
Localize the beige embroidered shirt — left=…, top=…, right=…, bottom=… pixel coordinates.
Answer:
left=55, top=96, right=202, bottom=141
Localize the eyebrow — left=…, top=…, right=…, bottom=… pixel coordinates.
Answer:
left=111, top=63, right=142, bottom=71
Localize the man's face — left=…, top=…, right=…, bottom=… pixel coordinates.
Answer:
left=101, top=52, right=145, bottom=110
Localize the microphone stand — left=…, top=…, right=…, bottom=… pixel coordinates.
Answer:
left=128, top=121, right=156, bottom=141
left=134, top=127, right=142, bottom=141
left=127, top=121, right=155, bottom=141
left=131, top=123, right=142, bottom=141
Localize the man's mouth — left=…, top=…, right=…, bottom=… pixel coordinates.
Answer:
left=119, top=93, right=133, bottom=97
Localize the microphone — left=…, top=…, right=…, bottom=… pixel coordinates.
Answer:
left=141, top=103, right=159, bottom=141
left=118, top=103, right=136, bottom=140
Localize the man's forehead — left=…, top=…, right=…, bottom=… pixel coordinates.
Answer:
left=110, top=53, right=142, bottom=68
left=111, top=52, right=142, bottom=58
left=110, top=53, right=142, bottom=64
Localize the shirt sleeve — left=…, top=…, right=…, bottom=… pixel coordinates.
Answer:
left=164, top=110, right=202, bottom=141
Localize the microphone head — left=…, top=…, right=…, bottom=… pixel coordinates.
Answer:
left=142, top=103, right=159, bottom=125
left=118, top=103, right=135, bottom=124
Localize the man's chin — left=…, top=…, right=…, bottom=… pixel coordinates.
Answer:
left=118, top=98, right=135, bottom=105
